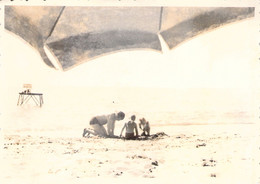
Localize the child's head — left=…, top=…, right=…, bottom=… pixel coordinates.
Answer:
left=131, top=115, right=136, bottom=121
left=139, top=118, right=146, bottom=124
left=117, top=111, right=125, bottom=120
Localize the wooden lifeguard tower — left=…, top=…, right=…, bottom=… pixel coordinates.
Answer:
left=17, top=84, right=44, bottom=107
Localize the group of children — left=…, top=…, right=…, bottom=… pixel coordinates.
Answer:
left=120, top=115, right=150, bottom=140
left=82, top=112, right=150, bottom=140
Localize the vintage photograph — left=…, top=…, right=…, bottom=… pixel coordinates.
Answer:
left=0, top=3, right=259, bottom=184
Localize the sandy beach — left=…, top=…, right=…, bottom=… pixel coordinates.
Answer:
left=1, top=122, right=259, bottom=184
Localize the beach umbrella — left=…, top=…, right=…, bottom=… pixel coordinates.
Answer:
left=5, top=6, right=254, bottom=70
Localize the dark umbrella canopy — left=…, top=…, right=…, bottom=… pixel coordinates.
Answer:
left=46, top=7, right=163, bottom=69
left=5, top=6, right=64, bottom=68
left=160, top=7, right=255, bottom=49
left=5, top=6, right=255, bottom=70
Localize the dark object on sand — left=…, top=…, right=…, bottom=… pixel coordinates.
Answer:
left=196, top=143, right=206, bottom=148
left=210, top=173, right=217, bottom=177
left=202, top=159, right=216, bottom=167
left=151, top=161, right=159, bottom=166
left=118, top=132, right=168, bottom=140
left=137, top=132, right=169, bottom=140
left=202, top=162, right=210, bottom=167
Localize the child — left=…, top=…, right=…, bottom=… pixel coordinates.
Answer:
left=139, top=118, right=150, bottom=136
left=120, top=115, right=139, bottom=140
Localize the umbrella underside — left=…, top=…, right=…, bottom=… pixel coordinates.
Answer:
left=5, top=6, right=255, bottom=70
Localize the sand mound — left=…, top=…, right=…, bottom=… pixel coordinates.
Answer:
left=136, top=132, right=169, bottom=140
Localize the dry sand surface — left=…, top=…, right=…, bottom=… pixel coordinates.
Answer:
left=1, top=124, right=259, bottom=184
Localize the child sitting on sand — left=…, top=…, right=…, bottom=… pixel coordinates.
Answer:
left=120, top=115, right=139, bottom=140
left=139, top=118, right=150, bottom=136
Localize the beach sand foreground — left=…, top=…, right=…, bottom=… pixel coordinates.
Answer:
left=1, top=124, right=259, bottom=184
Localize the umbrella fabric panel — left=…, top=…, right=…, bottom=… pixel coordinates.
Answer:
left=47, top=30, right=161, bottom=70
left=46, top=7, right=161, bottom=43
left=46, top=7, right=162, bottom=70
left=4, top=6, right=64, bottom=68
left=160, top=7, right=255, bottom=49
left=160, top=7, right=217, bottom=31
